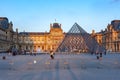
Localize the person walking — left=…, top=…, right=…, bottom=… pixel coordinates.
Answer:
left=50, top=51, right=54, bottom=59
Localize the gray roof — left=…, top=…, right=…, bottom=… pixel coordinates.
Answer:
left=0, top=17, right=9, bottom=29
left=111, top=20, right=120, bottom=30
left=53, top=23, right=60, bottom=28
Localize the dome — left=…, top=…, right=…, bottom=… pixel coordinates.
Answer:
left=53, top=23, right=60, bottom=28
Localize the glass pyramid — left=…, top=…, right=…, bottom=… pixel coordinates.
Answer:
left=56, top=23, right=105, bottom=53
left=68, top=23, right=87, bottom=33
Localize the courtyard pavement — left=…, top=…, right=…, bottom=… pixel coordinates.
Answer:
left=0, top=53, right=120, bottom=80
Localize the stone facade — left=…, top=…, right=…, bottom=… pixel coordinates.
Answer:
left=0, top=17, right=14, bottom=52
left=92, top=20, right=120, bottom=52
left=0, top=17, right=65, bottom=53
left=1, top=17, right=120, bottom=53
left=17, top=23, right=65, bottom=52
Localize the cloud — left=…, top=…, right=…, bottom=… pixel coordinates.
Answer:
left=112, top=0, right=120, bottom=2
left=109, top=0, right=120, bottom=4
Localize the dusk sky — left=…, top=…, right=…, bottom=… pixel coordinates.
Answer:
left=0, top=0, right=120, bottom=33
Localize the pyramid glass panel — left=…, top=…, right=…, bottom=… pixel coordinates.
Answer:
left=68, top=23, right=87, bottom=33
left=56, top=23, right=105, bottom=53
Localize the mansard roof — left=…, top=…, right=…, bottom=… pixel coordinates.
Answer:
left=0, top=17, right=9, bottom=29
left=111, top=20, right=120, bottom=30
left=0, top=17, right=8, bottom=21
left=19, top=32, right=49, bottom=35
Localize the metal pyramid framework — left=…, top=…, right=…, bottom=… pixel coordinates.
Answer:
left=56, top=23, right=105, bottom=53
left=68, top=23, right=87, bottom=33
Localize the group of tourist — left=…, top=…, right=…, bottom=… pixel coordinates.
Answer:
left=8, top=47, right=55, bottom=59
left=91, top=50, right=107, bottom=60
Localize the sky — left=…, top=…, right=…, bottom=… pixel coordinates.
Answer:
left=0, top=0, right=120, bottom=33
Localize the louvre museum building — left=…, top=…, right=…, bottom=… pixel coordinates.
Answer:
left=0, top=17, right=120, bottom=53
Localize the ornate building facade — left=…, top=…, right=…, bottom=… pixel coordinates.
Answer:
left=0, top=17, right=14, bottom=52
left=92, top=20, right=120, bottom=52
left=0, top=17, right=65, bottom=53
left=1, top=17, right=120, bottom=53
left=17, top=23, right=65, bottom=52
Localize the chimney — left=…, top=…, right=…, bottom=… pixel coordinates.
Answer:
left=16, top=28, right=18, bottom=33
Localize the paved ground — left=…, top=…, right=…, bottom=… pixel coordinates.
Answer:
left=0, top=53, right=120, bottom=80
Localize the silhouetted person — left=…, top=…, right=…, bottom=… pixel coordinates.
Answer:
left=91, top=51, right=94, bottom=55
left=50, top=51, right=54, bottom=59
left=97, top=55, right=99, bottom=59
left=12, top=48, right=17, bottom=56
left=2, top=56, right=6, bottom=60
left=100, top=53, right=102, bottom=57
left=104, top=51, right=106, bottom=55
